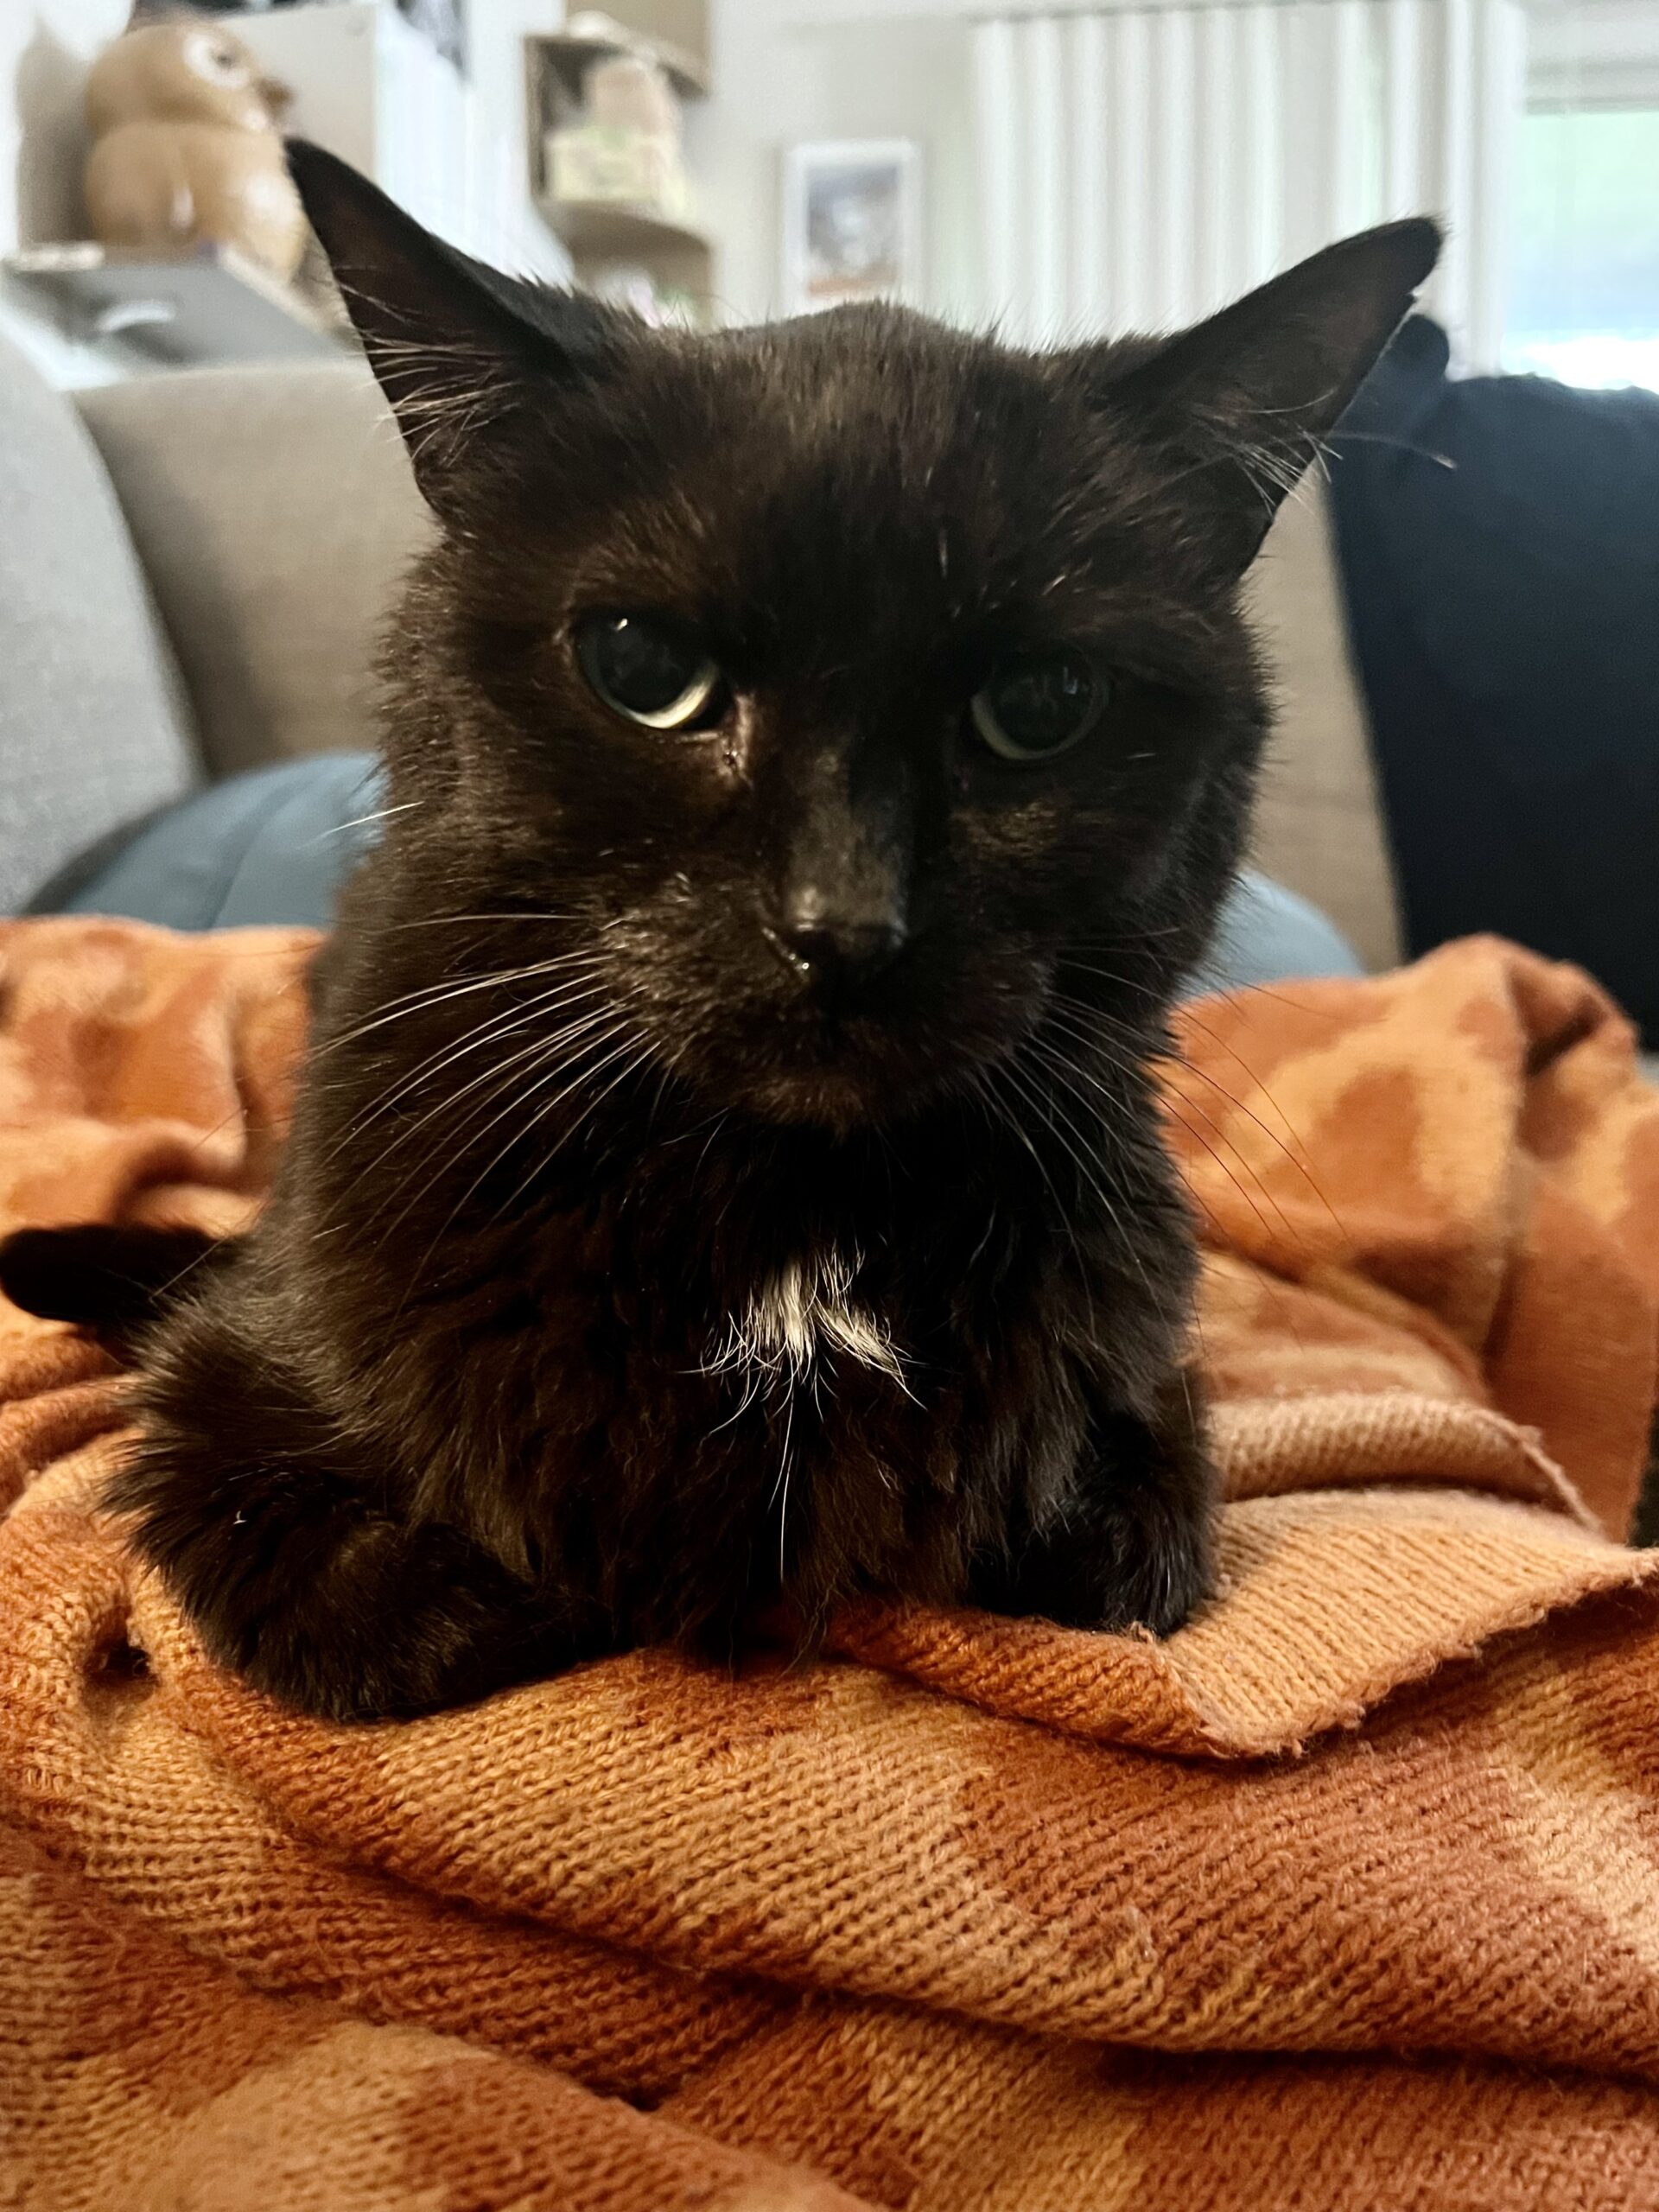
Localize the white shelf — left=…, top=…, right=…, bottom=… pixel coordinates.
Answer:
left=531, top=28, right=708, bottom=103
left=537, top=198, right=711, bottom=260
left=3, top=244, right=340, bottom=368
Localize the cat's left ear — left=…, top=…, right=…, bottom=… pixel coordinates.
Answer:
left=286, top=139, right=620, bottom=518
left=1090, top=219, right=1440, bottom=578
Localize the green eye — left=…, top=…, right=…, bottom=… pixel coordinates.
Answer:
left=575, top=613, right=725, bottom=731
left=969, top=652, right=1107, bottom=761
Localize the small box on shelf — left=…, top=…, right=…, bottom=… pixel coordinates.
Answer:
left=525, top=4, right=716, bottom=328
left=546, top=124, right=690, bottom=219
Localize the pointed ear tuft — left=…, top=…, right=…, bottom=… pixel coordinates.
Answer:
left=286, top=139, right=619, bottom=515
left=1095, top=218, right=1441, bottom=577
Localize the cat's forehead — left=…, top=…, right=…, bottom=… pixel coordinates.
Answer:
left=533, top=308, right=1158, bottom=635
left=708, top=306, right=1086, bottom=474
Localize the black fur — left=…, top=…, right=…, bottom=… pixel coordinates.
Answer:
left=3, top=147, right=1437, bottom=1719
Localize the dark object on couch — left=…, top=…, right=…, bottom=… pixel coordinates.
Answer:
left=1330, top=316, right=1659, bottom=1043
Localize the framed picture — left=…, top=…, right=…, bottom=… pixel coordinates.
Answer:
left=781, top=140, right=922, bottom=315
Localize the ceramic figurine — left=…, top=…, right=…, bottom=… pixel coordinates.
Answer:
left=84, top=16, right=307, bottom=281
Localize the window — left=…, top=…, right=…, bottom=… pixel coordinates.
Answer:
left=1504, top=105, right=1659, bottom=391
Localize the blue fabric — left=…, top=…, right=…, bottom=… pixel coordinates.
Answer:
left=48, top=754, right=386, bottom=932
left=40, top=750, right=1364, bottom=989
left=1185, top=872, right=1363, bottom=995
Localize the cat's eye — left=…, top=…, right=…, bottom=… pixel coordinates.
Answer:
left=575, top=613, right=725, bottom=732
left=969, top=653, right=1107, bottom=762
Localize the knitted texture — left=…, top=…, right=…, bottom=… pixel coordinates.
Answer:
left=3, top=916, right=1659, bottom=2209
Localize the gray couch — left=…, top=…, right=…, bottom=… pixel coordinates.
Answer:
left=0, top=328, right=1405, bottom=968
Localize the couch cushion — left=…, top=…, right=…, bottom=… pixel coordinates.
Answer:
left=0, top=333, right=199, bottom=915
left=75, top=360, right=430, bottom=776
left=1243, top=482, right=1404, bottom=973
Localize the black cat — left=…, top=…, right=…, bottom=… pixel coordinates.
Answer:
left=0, top=144, right=1437, bottom=1719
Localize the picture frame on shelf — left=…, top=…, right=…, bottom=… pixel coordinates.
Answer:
left=780, top=139, right=921, bottom=316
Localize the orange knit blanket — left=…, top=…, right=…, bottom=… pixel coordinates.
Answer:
left=3, top=915, right=1659, bottom=2209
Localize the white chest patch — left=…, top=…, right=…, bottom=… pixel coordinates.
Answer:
left=704, top=1249, right=908, bottom=1393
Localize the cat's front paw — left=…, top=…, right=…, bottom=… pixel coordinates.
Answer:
left=975, top=1484, right=1213, bottom=1637
left=970, top=1387, right=1217, bottom=1638
left=1077, top=1484, right=1215, bottom=1637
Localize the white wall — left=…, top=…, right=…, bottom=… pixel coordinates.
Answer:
left=1529, top=0, right=1659, bottom=104
left=1, top=0, right=129, bottom=252
left=0, top=0, right=137, bottom=380
left=700, top=0, right=979, bottom=325
left=465, top=0, right=573, bottom=275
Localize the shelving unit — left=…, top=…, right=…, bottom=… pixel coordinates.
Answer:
left=524, top=2, right=716, bottom=323
left=541, top=199, right=714, bottom=301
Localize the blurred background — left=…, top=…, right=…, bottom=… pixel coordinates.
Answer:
left=3, top=0, right=1656, bottom=378
left=1, top=0, right=1656, bottom=1046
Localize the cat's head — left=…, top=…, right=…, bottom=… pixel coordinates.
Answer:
left=291, top=143, right=1434, bottom=1133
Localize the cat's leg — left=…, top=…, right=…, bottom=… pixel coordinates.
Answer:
left=970, top=1372, right=1216, bottom=1637
left=106, top=1304, right=588, bottom=1722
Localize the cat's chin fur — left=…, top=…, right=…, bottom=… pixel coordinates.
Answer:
left=739, top=1066, right=900, bottom=1133
left=1, top=146, right=1440, bottom=1722
left=709, top=1019, right=1018, bottom=1133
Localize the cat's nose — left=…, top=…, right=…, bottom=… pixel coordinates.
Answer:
left=769, top=908, right=907, bottom=987
left=771, top=751, right=912, bottom=991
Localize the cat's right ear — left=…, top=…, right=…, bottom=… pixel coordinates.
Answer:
left=1088, top=218, right=1440, bottom=579
left=286, top=140, right=618, bottom=517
